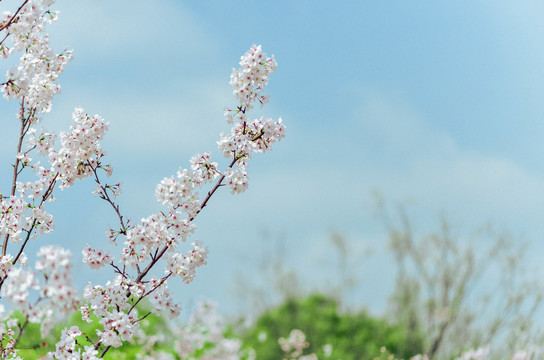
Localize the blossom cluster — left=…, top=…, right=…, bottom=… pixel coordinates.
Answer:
left=50, top=108, right=110, bottom=189
left=0, top=266, right=37, bottom=312
left=35, top=246, right=78, bottom=334
left=119, top=210, right=197, bottom=267
left=0, top=196, right=32, bottom=243
left=164, top=241, right=208, bottom=284
left=79, top=275, right=148, bottom=351
left=0, top=244, right=77, bottom=347
left=1, top=0, right=72, bottom=115
left=82, top=245, right=113, bottom=269
left=146, top=277, right=181, bottom=319
left=0, top=321, right=19, bottom=359
left=45, top=326, right=99, bottom=360
left=229, top=44, right=277, bottom=109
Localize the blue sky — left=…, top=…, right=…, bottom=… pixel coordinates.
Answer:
left=2, top=0, right=544, bottom=317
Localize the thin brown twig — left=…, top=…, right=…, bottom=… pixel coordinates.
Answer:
left=99, top=345, right=111, bottom=358
left=0, top=0, right=30, bottom=33
left=13, top=318, right=29, bottom=347
left=136, top=311, right=152, bottom=323
left=128, top=272, right=172, bottom=315
left=89, top=162, right=127, bottom=232
left=109, top=262, right=128, bottom=280
left=135, top=156, right=239, bottom=284
left=3, top=107, right=27, bottom=256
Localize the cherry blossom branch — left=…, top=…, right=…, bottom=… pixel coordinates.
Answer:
left=129, top=272, right=172, bottom=315
left=11, top=218, right=36, bottom=262
left=89, top=162, right=128, bottom=233
left=2, top=112, right=27, bottom=255
left=99, top=345, right=111, bottom=358
left=135, top=310, right=152, bottom=323
left=134, top=156, right=239, bottom=284
left=0, top=173, right=58, bottom=292
left=189, top=155, right=239, bottom=221
left=13, top=318, right=29, bottom=347
left=0, top=0, right=29, bottom=33
left=2, top=100, right=36, bottom=256
left=14, top=173, right=57, bottom=262
left=110, top=262, right=128, bottom=280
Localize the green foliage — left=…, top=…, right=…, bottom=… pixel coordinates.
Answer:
left=11, top=294, right=424, bottom=359
left=14, top=302, right=175, bottom=359
left=10, top=312, right=56, bottom=358
left=240, top=294, right=424, bottom=360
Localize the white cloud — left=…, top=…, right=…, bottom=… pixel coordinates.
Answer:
left=346, top=91, right=544, bottom=235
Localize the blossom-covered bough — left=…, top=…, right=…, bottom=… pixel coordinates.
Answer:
left=0, top=0, right=285, bottom=358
